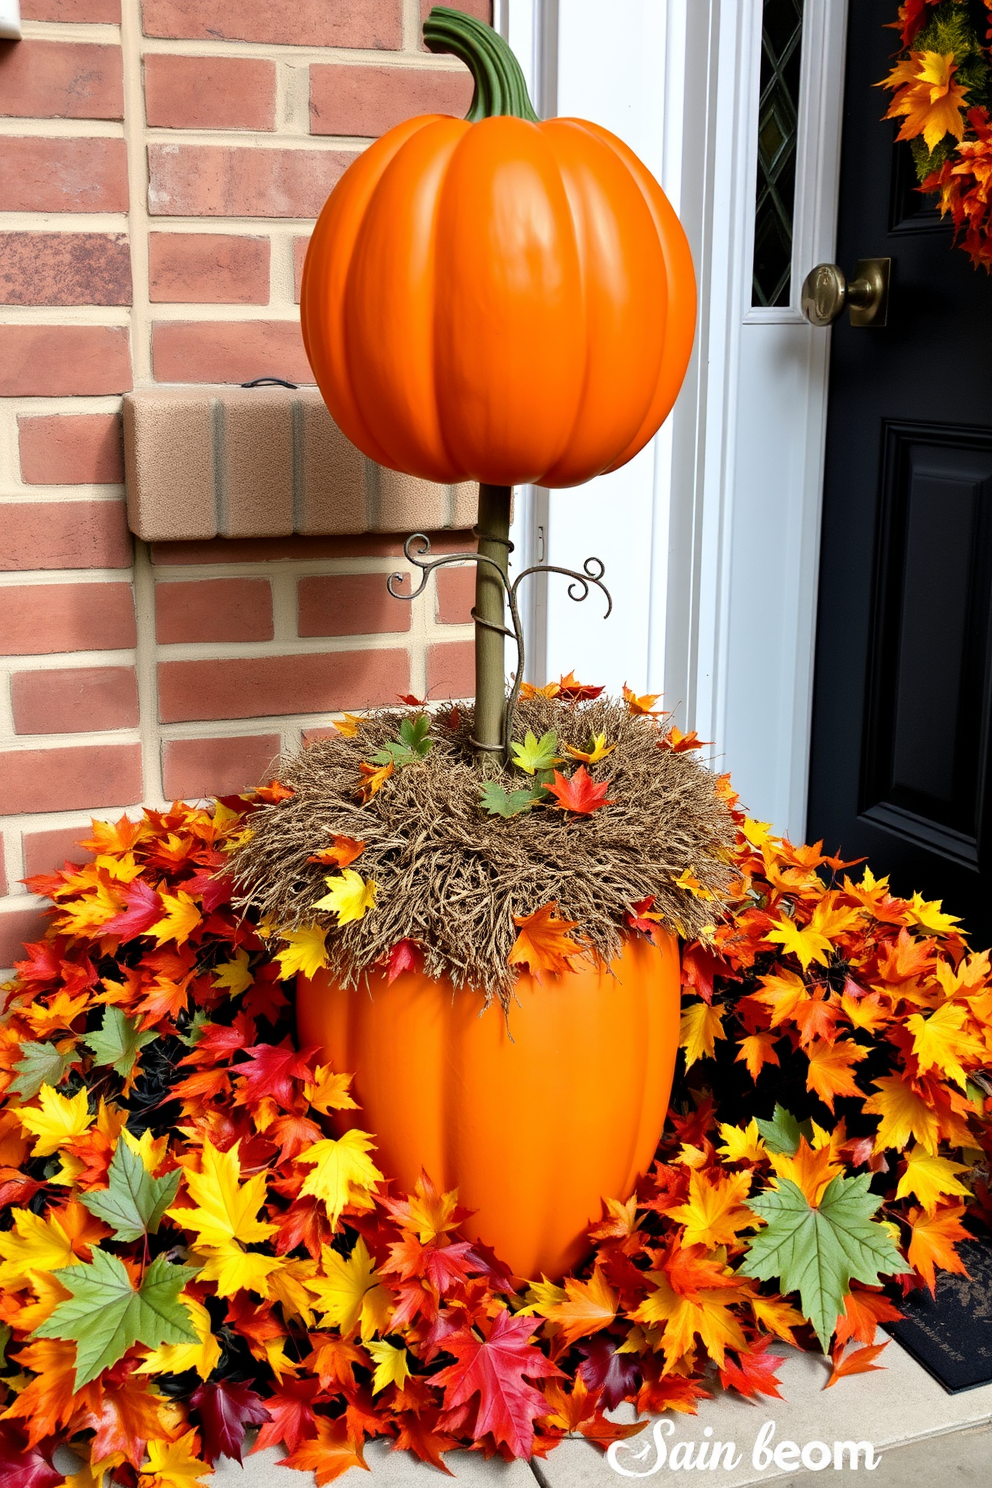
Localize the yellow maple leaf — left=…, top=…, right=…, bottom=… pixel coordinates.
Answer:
left=0, top=1206, right=81, bottom=1290
left=16, top=1084, right=93, bottom=1157
left=748, top=1292, right=805, bottom=1346
left=895, top=1145, right=972, bottom=1216
left=367, top=1338, right=411, bottom=1394
left=54, top=876, right=124, bottom=936
left=306, top=1236, right=393, bottom=1340
left=313, top=869, right=377, bottom=926
left=168, top=1138, right=276, bottom=1251
left=881, top=49, right=969, bottom=153
left=906, top=1001, right=985, bottom=1091
left=905, top=892, right=962, bottom=936
left=565, top=734, right=615, bottom=765
left=136, top=1295, right=221, bottom=1380
left=333, top=713, right=363, bottom=737
left=766, top=914, right=833, bottom=971
left=740, top=818, right=776, bottom=850
left=674, top=868, right=712, bottom=900
left=666, top=1168, right=754, bottom=1249
left=678, top=1001, right=726, bottom=1068
left=296, top=1129, right=384, bottom=1228
left=537, top=1266, right=618, bottom=1347
left=141, top=1427, right=211, bottom=1488
left=303, top=1065, right=359, bottom=1116
left=716, top=1118, right=766, bottom=1165
left=274, top=925, right=329, bottom=981
left=632, top=1271, right=747, bottom=1370
left=195, top=1243, right=285, bottom=1299
left=64, top=1454, right=127, bottom=1488
left=863, top=1074, right=941, bottom=1155
left=211, top=947, right=254, bottom=997
left=147, top=888, right=201, bottom=948
left=121, top=1125, right=170, bottom=1175
left=266, top=1256, right=318, bottom=1328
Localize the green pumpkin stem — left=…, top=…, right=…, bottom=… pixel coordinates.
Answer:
left=423, top=6, right=540, bottom=123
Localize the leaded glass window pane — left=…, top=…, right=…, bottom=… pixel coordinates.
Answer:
left=752, top=0, right=804, bottom=308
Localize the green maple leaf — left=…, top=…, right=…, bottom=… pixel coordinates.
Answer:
left=79, top=1137, right=181, bottom=1243
left=8, top=1040, right=76, bottom=1100
left=371, top=714, right=434, bottom=769
left=755, top=1103, right=807, bottom=1155
left=32, top=1249, right=199, bottom=1388
left=83, top=1007, right=156, bottom=1078
left=509, top=730, right=562, bottom=776
left=178, top=1008, right=211, bottom=1048
left=739, top=1174, right=911, bottom=1350
left=479, top=782, right=539, bottom=818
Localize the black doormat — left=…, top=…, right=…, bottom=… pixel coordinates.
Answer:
left=884, top=1239, right=992, bottom=1393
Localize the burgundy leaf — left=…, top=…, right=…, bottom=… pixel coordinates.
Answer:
left=577, top=1336, right=643, bottom=1411
left=0, top=1425, right=61, bottom=1488
left=190, top=1381, right=271, bottom=1464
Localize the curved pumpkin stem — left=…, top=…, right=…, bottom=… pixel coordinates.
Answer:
left=423, top=7, right=540, bottom=123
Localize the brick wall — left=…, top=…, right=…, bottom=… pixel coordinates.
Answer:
left=0, top=0, right=487, bottom=968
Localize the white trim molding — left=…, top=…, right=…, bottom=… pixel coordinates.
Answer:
left=0, top=0, right=21, bottom=40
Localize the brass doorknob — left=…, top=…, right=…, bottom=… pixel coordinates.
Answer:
left=800, top=258, right=890, bottom=328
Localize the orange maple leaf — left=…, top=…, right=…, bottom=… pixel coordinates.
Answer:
left=769, top=1137, right=843, bottom=1207
left=805, top=1038, right=868, bottom=1113
left=658, top=725, right=709, bottom=752
left=541, top=1266, right=618, bottom=1347
left=308, top=835, right=366, bottom=870
left=278, top=1417, right=367, bottom=1484
left=356, top=759, right=393, bottom=804
left=508, top=903, right=585, bottom=979
left=825, top=1340, right=889, bottom=1389
left=622, top=683, right=663, bottom=717
left=519, top=680, right=560, bottom=700
left=834, top=1288, right=903, bottom=1347
left=880, top=50, right=969, bottom=152
left=256, top=779, right=294, bottom=804
left=545, top=766, right=614, bottom=816
left=906, top=1203, right=971, bottom=1293
left=734, top=1032, right=782, bottom=1083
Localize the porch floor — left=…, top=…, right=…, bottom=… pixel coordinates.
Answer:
left=202, top=1336, right=992, bottom=1486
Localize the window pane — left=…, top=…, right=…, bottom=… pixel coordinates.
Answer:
left=752, top=0, right=804, bottom=308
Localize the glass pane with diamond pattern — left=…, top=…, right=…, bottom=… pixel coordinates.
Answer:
left=752, top=0, right=804, bottom=308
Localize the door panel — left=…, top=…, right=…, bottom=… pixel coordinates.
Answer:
left=807, top=0, right=992, bottom=936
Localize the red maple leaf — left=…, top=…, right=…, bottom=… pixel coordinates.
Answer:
left=253, top=1378, right=322, bottom=1455
left=0, top=1424, right=62, bottom=1488
left=680, top=942, right=728, bottom=1006
left=100, top=878, right=164, bottom=940
left=393, top=1409, right=458, bottom=1473
left=556, top=670, right=604, bottom=701
left=191, top=1381, right=271, bottom=1464
left=433, top=1310, right=563, bottom=1457
left=383, top=938, right=422, bottom=984
left=718, top=1339, right=785, bottom=1400
left=12, top=940, right=64, bottom=986
left=626, top=896, right=663, bottom=938
left=255, top=779, right=295, bottom=804
left=233, top=1037, right=319, bottom=1109
left=180, top=1011, right=257, bottom=1068
left=81, top=1374, right=173, bottom=1467
left=545, top=766, right=613, bottom=815
left=183, top=868, right=235, bottom=913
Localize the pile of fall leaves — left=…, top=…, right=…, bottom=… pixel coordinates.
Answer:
left=881, top=0, right=992, bottom=267
left=0, top=710, right=991, bottom=1483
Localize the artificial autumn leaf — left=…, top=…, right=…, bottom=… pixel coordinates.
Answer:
left=834, top=1287, right=904, bottom=1348
left=766, top=913, right=833, bottom=971
left=146, top=890, right=201, bottom=948
left=666, top=1168, right=753, bottom=1248
left=678, top=1000, right=726, bottom=1068
left=805, top=1038, right=868, bottom=1113
left=906, top=1001, right=985, bottom=1091
left=658, top=725, right=707, bottom=752
left=305, top=1236, right=392, bottom=1340
left=1, top=1337, right=79, bottom=1448
left=508, top=903, right=584, bottom=978
left=735, top=1032, right=780, bottom=1083
left=905, top=1203, right=971, bottom=1293
left=565, top=733, right=615, bottom=764
left=79, top=1135, right=180, bottom=1241
left=863, top=1074, right=941, bottom=1155
left=141, top=1428, right=212, bottom=1488
left=545, top=766, right=614, bottom=815
left=367, top=1338, right=411, bottom=1394
left=622, top=684, right=662, bottom=717
left=478, top=781, right=540, bottom=818
left=0, top=1423, right=63, bottom=1488
left=17, top=1084, right=93, bottom=1157
left=83, top=1007, right=156, bottom=1080
left=510, top=730, right=562, bottom=775
left=136, top=1294, right=221, bottom=1381
left=32, top=1249, right=198, bottom=1388
left=309, top=835, right=366, bottom=870
left=252, top=1378, right=322, bottom=1454
left=556, top=670, right=604, bottom=701
left=189, top=1380, right=271, bottom=1465
left=0, top=1205, right=82, bottom=1291
left=632, top=1270, right=748, bottom=1369
left=895, top=1145, right=971, bottom=1214
left=332, top=713, right=362, bottom=738
left=716, top=1118, right=766, bottom=1164
left=278, top=1417, right=367, bottom=1486
left=755, top=1104, right=803, bottom=1155
left=8, top=1041, right=76, bottom=1101
left=313, top=869, right=377, bottom=926
left=537, top=1267, right=618, bottom=1346
left=881, top=49, right=969, bottom=152
left=383, top=939, right=422, bottom=983
left=235, top=1038, right=317, bottom=1109
left=718, top=1338, right=784, bottom=1400
left=297, top=1129, right=384, bottom=1227
left=303, top=1065, right=359, bottom=1116
left=741, top=1174, right=911, bottom=1350
left=356, top=759, right=394, bottom=803
left=168, top=1138, right=275, bottom=1257
left=433, top=1310, right=562, bottom=1459
left=748, top=1292, right=806, bottom=1346
left=99, top=879, right=163, bottom=941
left=210, top=948, right=254, bottom=998
left=769, top=1138, right=844, bottom=1207
left=825, top=1340, right=889, bottom=1389
left=273, top=926, right=329, bottom=981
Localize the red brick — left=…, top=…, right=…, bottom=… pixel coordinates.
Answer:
left=0, top=232, right=131, bottom=307
left=0, top=138, right=128, bottom=214
left=158, top=650, right=410, bottom=722
left=435, top=565, right=474, bottom=625
left=162, top=734, right=281, bottom=800
left=427, top=640, right=474, bottom=699
left=151, top=531, right=476, bottom=565
left=0, top=582, right=135, bottom=654
left=0, top=743, right=143, bottom=814
left=142, top=0, right=402, bottom=48
left=0, top=905, right=49, bottom=971
left=155, top=577, right=273, bottom=644
left=148, top=144, right=354, bottom=219
left=310, top=62, right=472, bottom=138
left=1, top=503, right=132, bottom=572
left=152, top=320, right=312, bottom=385
left=0, top=327, right=130, bottom=397
left=21, top=0, right=120, bottom=16
left=0, top=41, right=123, bottom=121
left=148, top=234, right=270, bottom=305
left=144, top=54, right=276, bottom=131
left=18, top=415, right=124, bottom=487
left=294, top=236, right=309, bottom=303
left=420, top=0, right=491, bottom=22
left=12, top=666, right=139, bottom=735
left=298, top=573, right=411, bottom=638
left=23, top=824, right=92, bottom=878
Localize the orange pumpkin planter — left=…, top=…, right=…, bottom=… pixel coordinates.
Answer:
left=296, top=930, right=681, bottom=1281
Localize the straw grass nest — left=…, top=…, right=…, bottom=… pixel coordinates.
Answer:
left=232, top=695, right=737, bottom=1004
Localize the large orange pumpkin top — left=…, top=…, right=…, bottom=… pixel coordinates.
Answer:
left=300, top=9, right=696, bottom=490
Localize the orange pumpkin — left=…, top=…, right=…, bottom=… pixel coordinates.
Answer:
left=300, top=11, right=696, bottom=489
left=296, top=930, right=681, bottom=1281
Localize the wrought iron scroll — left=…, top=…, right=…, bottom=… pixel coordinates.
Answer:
left=387, top=532, right=612, bottom=759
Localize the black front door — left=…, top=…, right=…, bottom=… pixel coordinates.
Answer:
left=807, top=0, right=992, bottom=939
